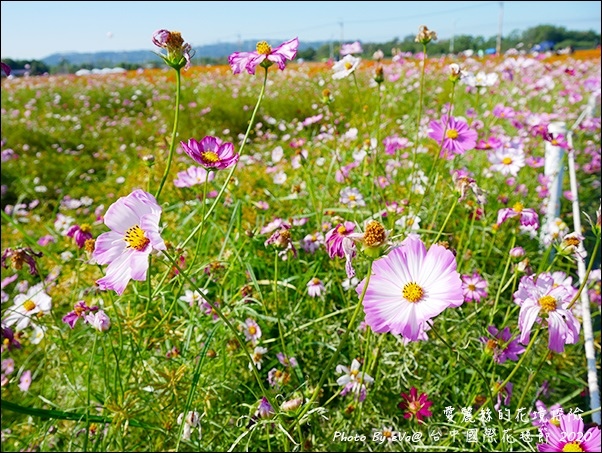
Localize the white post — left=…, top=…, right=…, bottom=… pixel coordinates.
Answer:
left=567, top=125, right=601, bottom=425
left=541, top=121, right=566, bottom=243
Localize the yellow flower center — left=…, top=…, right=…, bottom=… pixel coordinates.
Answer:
left=256, top=41, right=272, bottom=55
left=486, top=339, right=498, bottom=351
left=538, top=295, right=557, bottom=312
left=350, top=369, right=359, bottom=378
left=502, top=157, right=513, bottom=165
left=74, top=305, right=85, bottom=316
left=551, top=139, right=558, bottom=146
left=468, top=284, right=476, bottom=291
left=403, top=282, right=424, bottom=303
left=312, top=278, right=321, bottom=285
left=248, top=325, right=257, bottom=336
left=80, top=223, right=91, bottom=233
left=383, top=429, right=392, bottom=438
left=23, top=300, right=36, bottom=311
left=445, top=129, right=459, bottom=139
left=201, top=151, right=220, bottom=163
left=84, top=238, right=96, bottom=254
left=562, top=442, right=584, bottom=452
left=337, top=225, right=348, bottom=234
left=363, top=221, right=386, bottom=247
left=344, top=62, right=353, bottom=70
left=564, top=237, right=580, bottom=247
left=513, top=202, right=524, bottom=213
left=124, top=225, right=150, bottom=251
left=348, top=194, right=356, bottom=201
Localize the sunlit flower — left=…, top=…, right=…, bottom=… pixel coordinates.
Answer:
left=84, top=310, right=111, bottom=332
left=250, top=346, right=268, bottom=370
left=92, top=189, right=166, bottom=296
left=537, top=413, right=600, bottom=452
left=242, top=318, right=262, bottom=345
left=488, top=144, right=526, bottom=177
left=339, top=187, right=365, bottom=208
left=340, top=41, right=363, bottom=55
left=461, top=271, right=488, bottom=302
left=62, top=300, right=99, bottom=329
left=514, top=272, right=580, bottom=353
left=180, top=136, right=239, bottom=170
left=336, top=358, right=374, bottom=402
left=398, top=387, right=433, bottom=423
left=359, top=234, right=463, bottom=341
left=152, top=29, right=193, bottom=71
left=179, top=288, right=209, bottom=308
left=452, top=172, right=487, bottom=205
left=2, top=282, right=52, bottom=331
left=332, top=55, right=361, bottom=80
left=496, top=202, right=539, bottom=230
left=415, top=25, right=437, bottom=44
left=307, top=278, right=325, bottom=298
left=66, top=224, right=93, bottom=249
left=174, top=166, right=215, bottom=188
left=428, top=115, right=477, bottom=158
left=229, top=37, right=298, bottom=75
left=480, top=325, right=525, bottom=364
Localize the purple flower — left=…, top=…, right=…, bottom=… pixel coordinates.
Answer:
left=324, top=221, right=356, bottom=259
left=1, top=247, right=43, bottom=276
left=19, top=370, right=32, bottom=392
left=84, top=310, right=111, bottom=332
left=461, top=272, right=488, bottom=302
left=66, top=224, right=93, bottom=249
left=494, top=381, right=513, bottom=412
left=92, top=189, right=166, bottom=295
left=1, top=62, right=11, bottom=77
left=242, top=318, right=262, bottom=344
left=359, top=234, right=463, bottom=341
left=174, top=165, right=215, bottom=188
left=1, top=326, right=21, bottom=352
left=480, top=325, right=525, bottom=364
left=496, top=202, right=539, bottom=230
left=62, top=300, right=99, bottom=329
left=180, top=136, right=239, bottom=170
left=428, top=115, right=477, bottom=158
left=229, top=37, right=298, bottom=75
left=152, top=29, right=193, bottom=71
left=513, top=273, right=580, bottom=353
left=276, top=352, right=298, bottom=368
left=307, top=278, right=325, bottom=298
left=537, top=413, right=601, bottom=452
left=336, top=359, right=374, bottom=402
left=398, top=387, right=433, bottom=423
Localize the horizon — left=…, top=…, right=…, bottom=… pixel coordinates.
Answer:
left=2, top=1, right=601, bottom=61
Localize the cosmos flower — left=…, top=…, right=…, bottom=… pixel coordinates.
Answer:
left=307, top=278, right=325, bottom=298
left=84, top=310, right=111, bottom=332
left=62, top=300, right=99, bottom=329
left=66, top=224, right=93, bottom=249
left=537, top=413, right=600, bottom=452
left=336, top=358, right=374, bottom=402
left=228, top=37, right=298, bottom=75
left=339, top=187, right=365, bottom=208
left=92, top=189, right=166, bottom=296
left=359, top=234, right=463, bottom=341
left=340, top=41, right=363, bottom=55
left=152, top=29, right=193, bottom=71
left=398, top=387, right=433, bottom=423
left=180, top=136, right=239, bottom=170
left=19, top=370, right=32, bottom=392
left=513, top=272, right=580, bottom=353
left=496, top=202, right=539, bottom=230
left=480, top=325, right=525, bottom=364
left=2, top=282, right=52, bottom=331
left=177, top=411, right=202, bottom=441
left=494, top=381, right=513, bottom=412
left=242, top=318, right=262, bottom=345
left=1, top=247, right=43, bottom=276
left=428, top=115, right=478, bottom=158
left=488, top=144, right=526, bottom=177
left=174, top=166, right=215, bottom=188
left=461, top=271, right=489, bottom=302
left=332, top=55, right=361, bottom=80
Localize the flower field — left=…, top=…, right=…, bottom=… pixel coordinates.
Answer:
left=1, top=30, right=601, bottom=452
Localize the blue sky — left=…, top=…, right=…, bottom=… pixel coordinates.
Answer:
left=1, top=1, right=600, bottom=60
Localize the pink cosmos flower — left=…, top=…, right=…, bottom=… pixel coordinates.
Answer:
left=84, top=310, right=111, bottom=332
left=228, top=37, right=298, bottom=75
left=180, top=136, right=239, bottom=170
left=461, top=271, right=488, bottom=302
left=66, top=224, right=93, bottom=249
left=307, top=278, right=325, bottom=298
left=325, top=222, right=356, bottom=258
left=398, top=387, right=433, bottom=423
left=242, top=318, right=262, bottom=344
left=340, top=41, right=363, bottom=55
left=488, top=144, right=526, bottom=177
left=62, top=300, right=99, bottom=329
left=173, top=165, right=215, bottom=188
left=496, top=202, right=539, bottom=230
left=494, top=381, right=513, bottom=411
left=92, top=189, right=166, bottom=296
left=19, top=370, right=32, bottom=392
left=480, top=325, right=525, bottom=364
left=152, top=29, right=193, bottom=71
left=336, top=358, right=374, bottom=402
left=358, top=234, right=463, bottom=341
left=513, top=272, right=580, bottom=353
left=428, top=115, right=477, bottom=158
left=537, top=413, right=601, bottom=452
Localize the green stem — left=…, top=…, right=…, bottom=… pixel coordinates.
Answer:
left=290, top=262, right=373, bottom=431
left=155, top=68, right=182, bottom=202
left=83, top=333, right=99, bottom=453
left=488, top=235, right=517, bottom=325
left=567, top=234, right=600, bottom=310
left=178, top=68, right=268, bottom=250
left=516, top=351, right=548, bottom=410
left=432, top=197, right=458, bottom=244
left=274, top=252, right=288, bottom=361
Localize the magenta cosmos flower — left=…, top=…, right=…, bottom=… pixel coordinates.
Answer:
left=461, top=271, right=488, bottom=302
left=180, top=136, right=239, bottom=170
left=428, top=115, right=477, bottom=158
left=324, top=221, right=356, bottom=258
left=358, top=234, right=463, bottom=341
left=398, top=387, right=433, bottom=423
left=228, top=37, right=298, bottom=75
left=513, top=272, right=580, bottom=353
left=92, top=190, right=166, bottom=295
left=496, top=202, right=539, bottom=230
left=480, top=325, right=525, bottom=364
left=537, top=413, right=601, bottom=452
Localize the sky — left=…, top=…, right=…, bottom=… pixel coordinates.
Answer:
left=1, top=1, right=601, bottom=60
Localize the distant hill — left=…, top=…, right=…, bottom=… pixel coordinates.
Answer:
left=41, top=39, right=330, bottom=66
